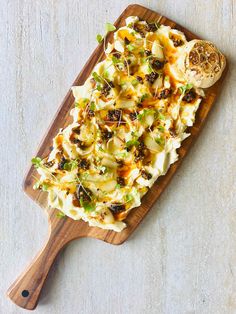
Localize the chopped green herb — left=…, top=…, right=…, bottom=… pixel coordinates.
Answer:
left=139, top=49, right=145, bottom=57
left=80, top=197, right=96, bottom=212
left=147, top=64, right=153, bottom=73
left=140, top=57, right=145, bottom=64
left=31, top=157, right=42, bottom=168
left=112, top=56, right=121, bottom=64
left=131, top=79, right=139, bottom=87
left=140, top=93, right=149, bottom=102
left=155, top=137, right=165, bottom=146
left=96, top=84, right=102, bottom=91
left=115, top=151, right=128, bottom=158
left=63, top=160, right=78, bottom=171
left=82, top=98, right=89, bottom=104
left=98, top=146, right=105, bottom=152
left=115, top=184, right=121, bottom=189
left=56, top=211, right=66, bottom=219
left=75, top=98, right=89, bottom=108
left=96, top=34, right=103, bottom=44
left=125, top=194, right=133, bottom=203
left=158, top=112, right=166, bottom=120
left=105, top=22, right=116, bottom=33
left=42, top=183, right=49, bottom=191
left=137, top=112, right=145, bottom=121
left=92, top=72, right=103, bottom=83
left=90, top=101, right=96, bottom=111
left=179, top=83, right=193, bottom=94
left=158, top=125, right=165, bottom=132
left=103, top=70, right=109, bottom=79
left=131, top=131, right=138, bottom=137
left=138, top=108, right=157, bottom=121
left=126, top=139, right=140, bottom=148
left=127, top=44, right=135, bottom=51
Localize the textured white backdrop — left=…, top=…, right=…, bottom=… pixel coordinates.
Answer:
left=0, top=1, right=236, bottom=313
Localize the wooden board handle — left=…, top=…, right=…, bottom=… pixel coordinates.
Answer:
left=7, top=224, right=73, bottom=310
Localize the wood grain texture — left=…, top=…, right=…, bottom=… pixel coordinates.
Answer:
left=1, top=0, right=236, bottom=313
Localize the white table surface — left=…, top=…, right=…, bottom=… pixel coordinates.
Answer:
left=1, top=0, right=235, bottom=313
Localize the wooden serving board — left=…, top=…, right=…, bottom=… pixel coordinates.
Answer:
left=7, top=4, right=227, bottom=310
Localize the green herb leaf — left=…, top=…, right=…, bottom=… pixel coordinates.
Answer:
left=140, top=57, right=146, bottom=64
left=127, top=44, right=135, bottom=51
left=147, top=64, right=153, bottom=73
left=119, top=80, right=126, bottom=87
left=103, top=70, right=109, bottom=79
left=96, top=84, right=102, bottom=91
left=155, top=137, right=165, bottom=146
left=80, top=197, right=96, bottom=212
left=137, top=112, right=145, bottom=121
left=140, top=93, right=149, bottom=102
left=158, top=125, right=165, bottom=132
left=98, top=146, right=105, bottom=152
left=42, top=183, right=49, bottom=191
left=179, top=83, right=193, bottom=94
left=63, top=160, right=78, bottom=171
left=105, top=23, right=116, bottom=33
left=92, top=72, right=103, bottom=84
left=56, top=211, right=66, bottom=219
left=31, top=157, right=42, bottom=168
left=131, top=79, right=139, bottom=87
left=125, top=194, right=133, bottom=203
left=96, top=34, right=103, bottom=44
left=158, top=112, right=166, bottom=120
left=126, top=139, right=140, bottom=148
left=112, top=56, right=120, bottom=64
left=115, top=184, right=121, bottom=189
left=90, top=101, right=96, bottom=111
left=137, top=109, right=152, bottom=121
left=139, top=49, right=145, bottom=57
left=83, top=98, right=89, bottom=103
left=115, top=151, right=128, bottom=158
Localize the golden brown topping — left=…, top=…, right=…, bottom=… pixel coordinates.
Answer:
left=158, top=88, right=172, bottom=99
left=182, top=89, right=196, bottom=103
left=78, top=159, right=90, bottom=170
left=141, top=170, right=152, bottom=180
left=145, top=72, right=158, bottom=84
left=107, top=109, right=122, bottom=122
left=75, top=185, right=92, bottom=204
left=170, top=35, right=184, bottom=47
left=58, top=156, right=67, bottom=170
